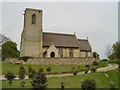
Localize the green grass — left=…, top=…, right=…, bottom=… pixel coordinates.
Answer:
left=97, top=60, right=108, bottom=68
left=2, top=61, right=80, bottom=75
left=2, top=69, right=119, bottom=88
left=2, top=60, right=108, bottom=75
left=108, top=59, right=119, bottom=64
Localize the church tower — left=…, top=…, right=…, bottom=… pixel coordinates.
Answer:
left=20, top=8, right=43, bottom=57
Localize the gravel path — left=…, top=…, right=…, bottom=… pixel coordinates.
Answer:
left=0, top=64, right=118, bottom=80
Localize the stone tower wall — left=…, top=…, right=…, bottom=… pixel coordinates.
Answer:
left=20, top=8, right=43, bottom=57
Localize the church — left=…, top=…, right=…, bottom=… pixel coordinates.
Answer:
left=20, top=8, right=93, bottom=58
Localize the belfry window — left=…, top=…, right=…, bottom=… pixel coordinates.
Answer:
left=32, top=14, right=36, bottom=24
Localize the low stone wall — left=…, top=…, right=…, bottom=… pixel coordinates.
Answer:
left=26, top=57, right=95, bottom=65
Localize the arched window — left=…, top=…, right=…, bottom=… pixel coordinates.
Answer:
left=32, top=14, right=36, bottom=24
left=69, top=48, right=74, bottom=57
left=58, top=48, right=63, bottom=57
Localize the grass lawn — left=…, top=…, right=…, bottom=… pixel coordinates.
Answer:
left=97, top=60, right=108, bottom=68
left=2, top=61, right=80, bottom=75
left=2, top=69, right=118, bottom=88
left=2, top=60, right=108, bottom=75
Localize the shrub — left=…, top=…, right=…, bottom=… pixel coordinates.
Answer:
left=85, top=64, right=90, bottom=67
left=92, top=61, right=98, bottom=66
left=85, top=69, right=89, bottom=74
left=19, top=65, right=26, bottom=87
left=101, top=59, right=108, bottom=61
left=31, top=71, right=47, bottom=88
left=46, top=66, right=52, bottom=72
left=72, top=67, right=75, bottom=70
left=28, top=66, right=36, bottom=79
left=19, top=65, right=25, bottom=80
left=61, top=81, right=65, bottom=90
left=91, top=67, right=96, bottom=73
left=38, top=68, right=43, bottom=73
left=5, top=71, right=16, bottom=86
left=73, top=70, right=78, bottom=75
left=81, top=78, right=96, bottom=90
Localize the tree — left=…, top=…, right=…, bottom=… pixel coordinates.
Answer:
left=108, top=41, right=120, bottom=60
left=5, top=71, right=16, bottom=86
left=31, top=71, right=47, bottom=89
left=81, top=79, right=96, bottom=90
left=112, top=41, right=120, bottom=59
left=2, top=41, right=20, bottom=60
left=28, top=66, right=36, bottom=79
left=19, top=66, right=25, bottom=87
left=105, top=44, right=112, bottom=59
left=61, top=81, right=65, bottom=90
left=46, top=66, right=52, bottom=72
left=93, top=52, right=99, bottom=59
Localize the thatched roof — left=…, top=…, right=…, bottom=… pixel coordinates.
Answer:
left=78, top=39, right=92, bottom=51
left=43, top=32, right=79, bottom=48
left=43, top=32, right=92, bottom=51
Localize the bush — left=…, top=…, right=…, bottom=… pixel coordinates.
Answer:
left=81, top=78, right=96, bottom=90
left=5, top=71, right=16, bottom=86
left=73, top=70, right=78, bottom=75
left=38, top=68, right=43, bottom=73
left=78, top=66, right=80, bottom=69
left=92, top=61, right=98, bottom=66
left=31, top=71, right=47, bottom=88
left=61, top=81, right=65, bottom=90
left=85, top=64, right=90, bottom=67
left=19, top=66, right=25, bottom=80
left=46, top=66, right=52, bottom=72
left=101, top=59, right=108, bottom=61
left=72, top=67, right=75, bottom=70
left=91, top=67, right=96, bottom=73
left=85, top=69, right=89, bottom=74
left=28, top=66, right=36, bottom=79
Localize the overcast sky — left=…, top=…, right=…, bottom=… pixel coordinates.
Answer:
left=1, top=2, right=118, bottom=59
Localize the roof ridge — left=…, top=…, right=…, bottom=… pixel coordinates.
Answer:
left=43, top=32, right=75, bottom=36
left=25, top=8, right=42, bottom=11
left=78, top=39, right=88, bottom=41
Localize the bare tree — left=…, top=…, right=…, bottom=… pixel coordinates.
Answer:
left=105, top=44, right=112, bottom=59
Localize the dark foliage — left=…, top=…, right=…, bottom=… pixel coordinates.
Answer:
left=2, top=41, right=20, bottom=60
left=19, top=66, right=25, bottom=80
left=38, top=68, right=43, bottom=73
left=101, top=59, right=108, bottom=61
left=108, top=41, right=120, bottom=60
left=81, top=79, right=96, bottom=90
left=31, top=71, right=47, bottom=89
left=61, top=81, right=65, bottom=90
left=86, top=64, right=90, bottom=67
left=73, top=70, right=78, bottom=75
left=46, top=66, right=52, bottom=72
left=5, top=71, right=16, bottom=86
left=91, top=67, right=96, bottom=73
left=92, top=61, right=98, bottom=66
left=28, top=66, right=36, bottom=79
left=85, top=69, right=89, bottom=74
left=93, top=52, right=99, bottom=59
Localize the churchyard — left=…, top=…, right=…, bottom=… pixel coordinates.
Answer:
left=2, top=69, right=119, bottom=88
left=1, top=60, right=119, bottom=88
